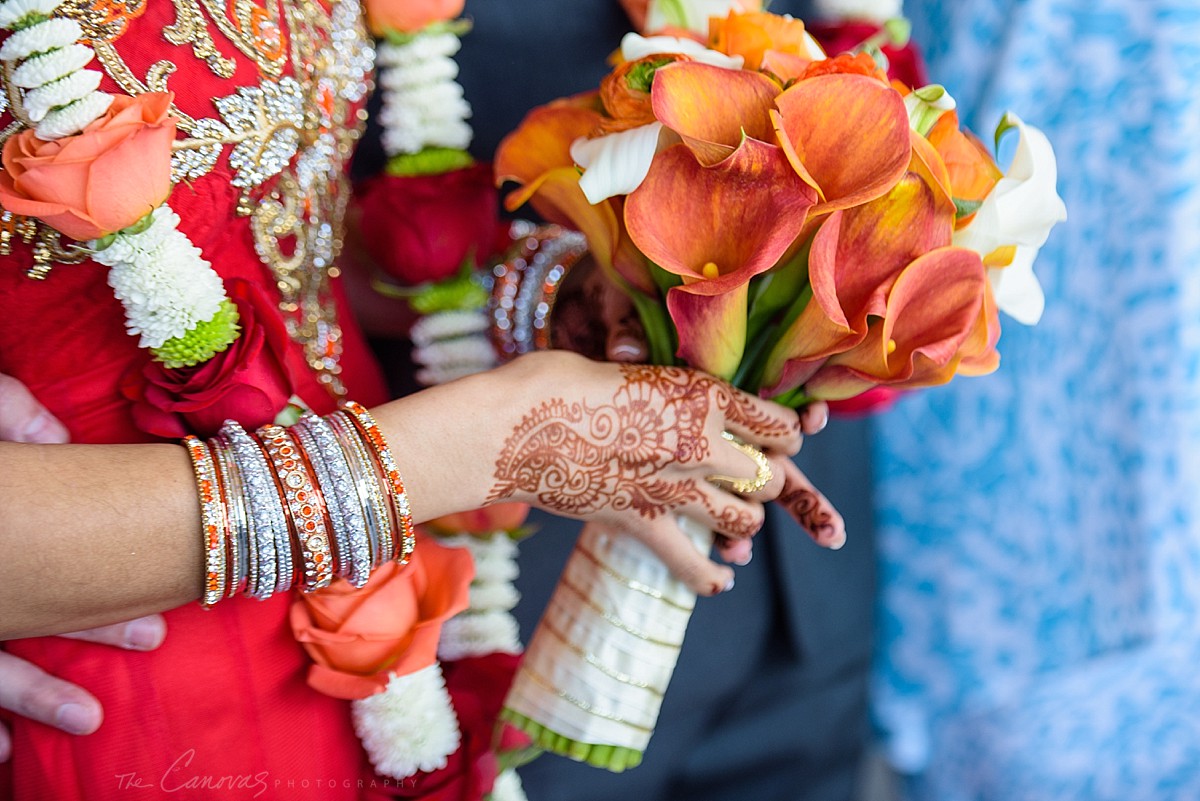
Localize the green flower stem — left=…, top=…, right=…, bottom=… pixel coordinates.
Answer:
left=629, top=289, right=677, bottom=367
left=498, top=709, right=645, bottom=773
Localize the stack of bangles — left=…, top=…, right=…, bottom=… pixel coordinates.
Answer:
left=182, top=401, right=416, bottom=607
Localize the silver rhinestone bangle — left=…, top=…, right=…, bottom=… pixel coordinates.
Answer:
left=298, top=413, right=372, bottom=587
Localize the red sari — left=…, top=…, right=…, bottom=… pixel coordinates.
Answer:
left=0, top=1, right=396, bottom=797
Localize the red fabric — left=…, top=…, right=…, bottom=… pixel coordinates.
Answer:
left=0, top=4, right=392, bottom=799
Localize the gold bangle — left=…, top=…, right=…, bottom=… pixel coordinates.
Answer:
left=339, top=401, right=415, bottom=565
left=258, top=424, right=335, bottom=592
left=183, top=436, right=227, bottom=608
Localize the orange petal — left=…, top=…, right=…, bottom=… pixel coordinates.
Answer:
left=773, top=73, right=911, bottom=212
left=955, top=281, right=1001, bottom=376
left=651, top=61, right=779, bottom=166
left=926, top=111, right=1002, bottom=218
left=709, top=11, right=813, bottom=71
left=805, top=246, right=986, bottom=399
left=667, top=281, right=748, bottom=380
left=495, top=99, right=604, bottom=188
left=625, top=139, right=815, bottom=290
left=761, top=172, right=953, bottom=393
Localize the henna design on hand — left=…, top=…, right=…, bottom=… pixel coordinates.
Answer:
left=487, top=365, right=785, bottom=523
left=777, top=486, right=836, bottom=543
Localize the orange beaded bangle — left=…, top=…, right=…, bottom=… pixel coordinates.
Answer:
left=258, top=424, right=335, bottom=592
left=183, top=435, right=227, bottom=608
left=339, top=401, right=415, bottom=565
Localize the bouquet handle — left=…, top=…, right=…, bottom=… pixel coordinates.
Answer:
left=500, top=516, right=711, bottom=771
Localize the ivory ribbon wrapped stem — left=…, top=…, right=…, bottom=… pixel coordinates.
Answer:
left=500, top=516, right=712, bottom=771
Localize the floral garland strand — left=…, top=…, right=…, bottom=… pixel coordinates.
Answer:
left=0, top=0, right=237, bottom=367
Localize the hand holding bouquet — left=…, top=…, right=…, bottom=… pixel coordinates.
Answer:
left=495, top=5, right=1065, bottom=771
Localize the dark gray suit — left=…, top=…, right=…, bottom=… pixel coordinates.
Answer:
left=364, top=3, right=877, bottom=798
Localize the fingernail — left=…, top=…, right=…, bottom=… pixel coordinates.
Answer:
left=124, top=619, right=164, bottom=651
left=20, top=412, right=63, bottom=444
left=55, top=703, right=99, bottom=735
left=829, top=531, right=847, bottom=551
left=732, top=552, right=752, bottom=566
left=608, top=339, right=644, bottom=362
left=723, top=575, right=736, bottom=592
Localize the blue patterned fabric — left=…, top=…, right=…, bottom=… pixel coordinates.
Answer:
left=871, top=2, right=1200, bottom=798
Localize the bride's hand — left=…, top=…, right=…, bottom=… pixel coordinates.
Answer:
left=478, top=352, right=807, bottom=595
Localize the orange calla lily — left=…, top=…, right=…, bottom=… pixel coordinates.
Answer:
left=803, top=246, right=986, bottom=400
left=625, top=139, right=816, bottom=290
left=954, top=281, right=1001, bottom=376
left=761, top=172, right=954, bottom=394
left=651, top=61, right=779, bottom=165
left=709, top=11, right=816, bottom=71
left=495, top=100, right=655, bottom=294
left=798, top=51, right=887, bottom=82
left=926, top=111, right=1002, bottom=226
left=667, top=281, right=749, bottom=380
left=771, top=73, right=911, bottom=213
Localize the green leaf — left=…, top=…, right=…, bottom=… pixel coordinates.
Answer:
left=953, top=197, right=984, bottom=218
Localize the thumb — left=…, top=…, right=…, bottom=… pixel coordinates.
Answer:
left=0, top=373, right=69, bottom=443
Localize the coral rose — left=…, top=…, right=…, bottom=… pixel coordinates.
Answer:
left=364, top=0, right=464, bottom=35
left=120, top=278, right=312, bottom=439
left=291, top=536, right=473, bottom=700
left=0, top=92, right=175, bottom=241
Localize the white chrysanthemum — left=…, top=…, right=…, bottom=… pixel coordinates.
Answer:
left=0, top=16, right=80, bottom=61
left=490, top=770, right=529, bottom=801
left=378, top=55, right=459, bottom=90
left=0, top=0, right=64, bottom=30
left=469, top=580, right=520, bottom=613
left=812, top=0, right=903, bottom=22
left=37, top=91, right=111, bottom=138
left=410, top=309, right=490, bottom=348
left=12, top=43, right=92, bottom=88
left=413, top=337, right=497, bottom=370
left=375, top=32, right=460, bottom=68
left=438, top=611, right=522, bottom=660
left=352, top=663, right=461, bottom=780
left=23, top=67, right=100, bottom=121
left=95, top=207, right=226, bottom=348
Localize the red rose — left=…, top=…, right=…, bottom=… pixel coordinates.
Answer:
left=807, top=21, right=928, bottom=89
left=121, top=279, right=307, bottom=438
left=367, top=653, right=530, bottom=801
left=355, top=162, right=507, bottom=287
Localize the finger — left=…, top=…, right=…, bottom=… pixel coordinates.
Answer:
left=800, top=401, right=829, bottom=436
left=597, top=281, right=648, bottom=363
left=0, top=374, right=69, bottom=443
left=717, top=386, right=802, bottom=455
left=631, top=517, right=736, bottom=597
left=59, top=614, right=166, bottom=651
left=0, top=651, right=103, bottom=736
left=716, top=535, right=753, bottom=566
left=679, top=479, right=766, bottom=542
left=0, top=721, right=10, bottom=763
left=775, top=459, right=847, bottom=549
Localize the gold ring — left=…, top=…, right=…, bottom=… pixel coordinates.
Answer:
left=706, top=432, right=773, bottom=495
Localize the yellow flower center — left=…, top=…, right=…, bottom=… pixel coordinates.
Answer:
left=701, top=261, right=720, bottom=280
left=887, top=338, right=898, bottom=355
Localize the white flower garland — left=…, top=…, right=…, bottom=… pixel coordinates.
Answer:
left=352, top=663, right=462, bottom=779
left=436, top=532, right=524, bottom=661
left=490, top=768, right=529, bottom=801
left=0, top=0, right=236, bottom=367
left=376, top=30, right=472, bottom=157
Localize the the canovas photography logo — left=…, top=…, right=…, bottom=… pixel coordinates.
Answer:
left=114, top=748, right=419, bottom=797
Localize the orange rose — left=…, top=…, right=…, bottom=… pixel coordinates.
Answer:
left=425, top=502, right=531, bottom=536
left=709, top=11, right=815, bottom=71
left=598, top=53, right=691, bottom=133
left=0, top=92, right=175, bottom=242
left=926, top=111, right=1002, bottom=226
left=364, top=0, right=464, bottom=35
left=290, top=535, right=473, bottom=700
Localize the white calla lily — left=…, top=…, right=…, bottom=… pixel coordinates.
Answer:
left=812, top=0, right=903, bottom=23
left=572, top=122, right=665, bottom=204
left=619, top=32, right=744, bottom=68
left=953, top=113, right=1067, bottom=325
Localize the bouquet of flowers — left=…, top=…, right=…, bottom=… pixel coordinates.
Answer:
left=494, top=4, right=1066, bottom=770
